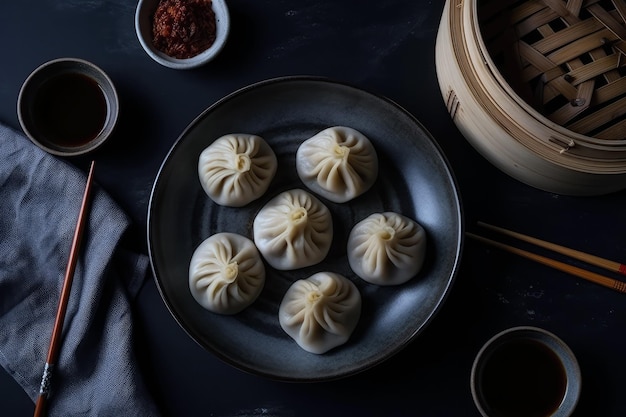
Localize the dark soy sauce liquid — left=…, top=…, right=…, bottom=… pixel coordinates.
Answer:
left=480, top=339, right=567, bottom=417
left=32, top=72, right=107, bottom=147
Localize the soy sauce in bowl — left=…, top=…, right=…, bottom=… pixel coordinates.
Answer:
left=33, top=72, right=107, bottom=147
left=480, top=338, right=567, bottom=417
left=471, top=326, right=581, bottom=417
left=18, top=58, right=119, bottom=157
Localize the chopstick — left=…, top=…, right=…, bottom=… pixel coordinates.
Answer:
left=478, top=221, right=626, bottom=276
left=34, top=161, right=96, bottom=417
left=466, top=226, right=626, bottom=294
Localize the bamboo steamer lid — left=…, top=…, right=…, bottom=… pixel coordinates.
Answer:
left=435, top=0, right=626, bottom=195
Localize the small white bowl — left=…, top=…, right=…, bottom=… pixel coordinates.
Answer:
left=135, top=0, right=230, bottom=70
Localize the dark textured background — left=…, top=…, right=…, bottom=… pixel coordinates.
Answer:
left=1, top=1, right=625, bottom=415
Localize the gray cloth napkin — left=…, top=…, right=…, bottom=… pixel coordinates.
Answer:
left=0, top=123, right=160, bottom=416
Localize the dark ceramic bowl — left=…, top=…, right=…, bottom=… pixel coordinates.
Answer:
left=471, top=326, right=582, bottom=417
left=17, top=58, right=119, bottom=157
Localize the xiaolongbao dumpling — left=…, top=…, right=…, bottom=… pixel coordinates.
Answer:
left=296, top=126, right=378, bottom=203
left=347, top=212, right=426, bottom=286
left=198, top=133, right=277, bottom=207
left=279, top=272, right=361, bottom=354
left=189, top=232, right=265, bottom=314
left=253, top=189, right=333, bottom=270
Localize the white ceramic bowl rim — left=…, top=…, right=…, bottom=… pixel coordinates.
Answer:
left=135, top=0, right=230, bottom=70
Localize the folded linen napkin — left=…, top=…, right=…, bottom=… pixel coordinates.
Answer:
left=0, top=123, right=161, bottom=416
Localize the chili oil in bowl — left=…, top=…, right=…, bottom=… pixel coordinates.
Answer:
left=17, top=58, right=119, bottom=157
left=135, top=0, right=230, bottom=70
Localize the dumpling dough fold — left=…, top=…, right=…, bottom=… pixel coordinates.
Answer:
left=189, top=232, right=266, bottom=314
left=296, top=126, right=378, bottom=203
left=347, top=212, right=426, bottom=286
left=253, top=189, right=333, bottom=270
left=198, top=133, right=277, bottom=207
left=279, top=272, right=361, bottom=354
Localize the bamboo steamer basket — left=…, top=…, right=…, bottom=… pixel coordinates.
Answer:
left=435, top=0, right=626, bottom=195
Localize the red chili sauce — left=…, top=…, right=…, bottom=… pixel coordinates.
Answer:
left=152, top=0, right=217, bottom=59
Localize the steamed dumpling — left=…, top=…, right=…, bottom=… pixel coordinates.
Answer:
left=279, top=272, right=361, bottom=354
left=253, top=189, right=333, bottom=270
left=189, top=232, right=265, bottom=314
left=198, top=133, right=277, bottom=207
left=296, top=126, right=378, bottom=203
left=347, top=212, right=426, bottom=286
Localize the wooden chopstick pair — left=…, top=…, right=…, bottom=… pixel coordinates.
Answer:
left=34, top=161, right=96, bottom=417
left=467, top=221, right=626, bottom=294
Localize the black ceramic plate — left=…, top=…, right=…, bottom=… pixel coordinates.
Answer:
left=147, top=76, right=464, bottom=381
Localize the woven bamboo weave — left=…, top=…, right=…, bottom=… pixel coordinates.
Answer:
left=480, top=0, right=626, bottom=140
